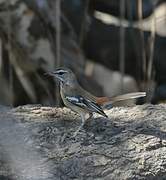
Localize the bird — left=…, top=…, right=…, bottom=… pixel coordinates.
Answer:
left=46, top=67, right=146, bottom=136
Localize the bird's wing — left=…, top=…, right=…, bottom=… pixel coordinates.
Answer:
left=66, top=95, right=108, bottom=117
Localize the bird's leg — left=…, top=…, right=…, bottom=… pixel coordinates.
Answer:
left=73, top=113, right=86, bottom=137
left=86, top=112, right=93, bottom=121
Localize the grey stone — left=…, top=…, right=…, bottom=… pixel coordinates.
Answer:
left=0, top=104, right=166, bottom=179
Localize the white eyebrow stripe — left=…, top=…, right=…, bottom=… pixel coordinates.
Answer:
left=56, top=70, right=68, bottom=74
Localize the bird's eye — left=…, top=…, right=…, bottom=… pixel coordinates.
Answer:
left=58, top=72, right=64, bottom=75
left=55, top=69, right=68, bottom=75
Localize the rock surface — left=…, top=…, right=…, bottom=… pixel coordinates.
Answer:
left=0, top=104, right=166, bottom=180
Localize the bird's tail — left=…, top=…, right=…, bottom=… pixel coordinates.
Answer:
left=96, top=92, right=146, bottom=109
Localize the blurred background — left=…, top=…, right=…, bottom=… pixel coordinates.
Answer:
left=0, top=0, right=165, bottom=107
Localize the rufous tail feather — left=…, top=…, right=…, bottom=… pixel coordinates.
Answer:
left=97, top=92, right=146, bottom=109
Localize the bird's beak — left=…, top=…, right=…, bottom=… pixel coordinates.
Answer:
left=44, top=71, right=56, bottom=77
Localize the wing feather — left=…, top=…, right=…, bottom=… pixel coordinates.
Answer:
left=66, top=95, right=108, bottom=117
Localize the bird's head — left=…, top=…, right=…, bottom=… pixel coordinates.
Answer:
left=45, top=67, right=77, bottom=86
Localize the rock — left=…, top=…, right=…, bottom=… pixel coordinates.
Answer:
left=0, top=104, right=166, bottom=179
